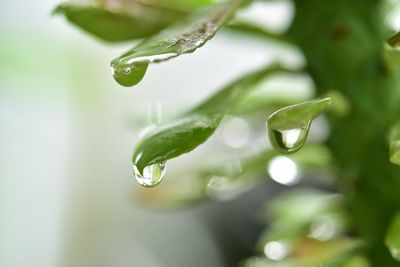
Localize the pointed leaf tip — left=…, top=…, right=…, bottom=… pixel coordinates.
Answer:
left=111, top=0, right=244, bottom=86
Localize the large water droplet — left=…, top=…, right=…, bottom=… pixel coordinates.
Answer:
left=266, top=98, right=331, bottom=154
left=268, top=122, right=310, bottom=154
left=133, top=161, right=166, bottom=187
left=111, top=62, right=148, bottom=87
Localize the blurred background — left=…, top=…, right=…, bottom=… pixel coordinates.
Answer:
left=0, top=1, right=332, bottom=266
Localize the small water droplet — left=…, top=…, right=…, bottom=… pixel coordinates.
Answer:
left=268, top=123, right=310, bottom=154
left=133, top=161, right=166, bottom=187
left=111, top=62, right=149, bottom=87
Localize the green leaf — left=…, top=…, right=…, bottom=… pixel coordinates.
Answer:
left=132, top=65, right=291, bottom=174
left=136, top=143, right=333, bottom=207
left=53, top=2, right=183, bottom=42
left=133, top=113, right=222, bottom=173
left=111, top=0, right=244, bottom=86
left=227, top=20, right=292, bottom=44
left=385, top=212, right=400, bottom=261
left=266, top=98, right=331, bottom=154
left=389, top=122, right=400, bottom=165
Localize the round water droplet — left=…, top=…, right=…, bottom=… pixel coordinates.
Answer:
left=268, top=122, right=310, bottom=154
left=133, top=161, right=166, bottom=187
left=112, top=62, right=149, bottom=87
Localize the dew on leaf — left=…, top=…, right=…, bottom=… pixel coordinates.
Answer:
left=266, top=98, right=331, bottom=154
left=111, top=61, right=149, bottom=87
left=133, top=161, right=166, bottom=187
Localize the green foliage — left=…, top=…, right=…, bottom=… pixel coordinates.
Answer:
left=389, top=122, right=400, bottom=165
left=55, top=0, right=400, bottom=266
left=111, top=0, right=243, bottom=86
left=133, top=65, right=290, bottom=174
left=53, top=3, right=181, bottom=42
left=385, top=212, right=400, bottom=261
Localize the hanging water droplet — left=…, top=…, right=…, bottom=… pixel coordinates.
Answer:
left=111, top=62, right=149, bottom=87
left=266, top=98, right=331, bottom=154
left=268, top=122, right=310, bottom=154
left=133, top=161, right=166, bottom=187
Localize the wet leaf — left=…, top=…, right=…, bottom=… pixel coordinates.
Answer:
left=111, top=0, right=244, bottom=86
left=158, top=0, right=221, bottom=10
left=133, top=65, right=291, bottom=174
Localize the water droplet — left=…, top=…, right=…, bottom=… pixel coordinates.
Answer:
left=133, top=161, right=166, bottom=187
left=268, top=123, right=310, bottom=154
left=111, top=62, right=149, bottom=87
left=266, top=98, right=331, bottom=154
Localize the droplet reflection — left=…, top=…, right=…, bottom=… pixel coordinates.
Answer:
left=268, top=124, right=310, bottom=154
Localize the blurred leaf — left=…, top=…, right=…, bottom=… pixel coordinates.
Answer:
left=256, top=189, right=347, bottom=251
left=227, top=20, right=291, bottom=43
left=385, top=212, right=400, bottom=261
left=267, top=189, right=342, bottom=226
left=388, top=32, right=400, bottom=48
left=133, top=65, right=290, bottom=173
left=137, top=144, right=334, bottom=208
left=324, top=90, right=351, bottom=117
left=389, top=122, right=400, bottom=165
left=111, top=0, right=244, bottom=86
left=155, top=0, right=222, bottom=10
left=343, top=256, right=370, bottom=267
left=241, top=238, right=361, bottom=267
left=266, top=98, right=331, bottom=154
left=53, top=2, right=183, bottom=42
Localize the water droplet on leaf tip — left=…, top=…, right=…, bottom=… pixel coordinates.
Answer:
left=133, top=161, right=166, bottom=188
left=268, top=123, right=310, bottom=154
left=111, top=62, right=149, bottom=87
